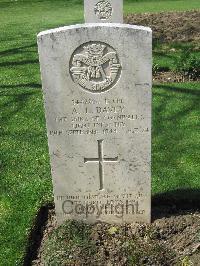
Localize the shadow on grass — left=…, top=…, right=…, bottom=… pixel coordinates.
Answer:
left=0, top=59, right=39, bottom=67
left=0, top=43, right=37, bottom=56
left=154, top=83, right=200, bottom=96
left=153, top=50, right=176, bottom=59
left=0, top=90, right=40, bottom=132
left=0, top=83, right=41, bottom=89
left=0, top=42, right=40, bottom=92
left=152, top=188, right=200, bottom=221
left=152, top=83, right=200, bottom=191
left=23, top=203, right=54, bottom=266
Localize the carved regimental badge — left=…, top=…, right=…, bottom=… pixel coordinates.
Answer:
left=70, top=42, right=121, bottom=93
left=94, top=1, right=113, bottom=20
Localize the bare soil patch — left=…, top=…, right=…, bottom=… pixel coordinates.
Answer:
left=153, top=71, right=198, bottom=83
left=125, top=10, right=200, bottom=43
left=32, top=206, right=200, bottom=266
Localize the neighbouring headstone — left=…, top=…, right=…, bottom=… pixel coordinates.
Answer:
left=84, top=0, right=123, bottom=23
left=38, top=3, right=152, bottom=225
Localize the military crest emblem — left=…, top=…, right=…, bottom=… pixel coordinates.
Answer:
left=94, top=1, right=113, bottom=20
left=70, top=41, right=121, bottom=93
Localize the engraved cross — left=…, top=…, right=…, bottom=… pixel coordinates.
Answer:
left=84, top=139, right=118, bottom=191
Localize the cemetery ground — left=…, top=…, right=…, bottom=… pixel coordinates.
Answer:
left=0, top=0, right=200, bottom=265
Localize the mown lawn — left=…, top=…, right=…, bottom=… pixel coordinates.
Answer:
left=153, top=42, right=200, bottom=72
left=153, top=82, right=200, bottom=197
left=0, top=0, right=200, bottom=264
left=125, top=0, right=200, bottom=13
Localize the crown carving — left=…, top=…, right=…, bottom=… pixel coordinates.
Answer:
left=84, top=43, right=106, bottom=56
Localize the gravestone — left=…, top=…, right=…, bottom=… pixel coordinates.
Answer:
left=84, top=0, right=123, bottom=23
left=38, top=2, right=152, bottom=225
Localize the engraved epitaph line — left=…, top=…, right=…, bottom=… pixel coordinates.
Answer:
left=84, top=139, right=118, bottom=190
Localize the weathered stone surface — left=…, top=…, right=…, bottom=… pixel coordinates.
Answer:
left=84, top=0, right=123, bottom=23
left=38, top=24, right=152, bottom=224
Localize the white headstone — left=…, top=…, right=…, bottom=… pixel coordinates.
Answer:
left=84, top=0, right=123, bottom=23
left=38, top=23, right=152, bottom=225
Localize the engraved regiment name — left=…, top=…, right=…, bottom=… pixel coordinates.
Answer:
left=49, top=96, right=149, bottom=137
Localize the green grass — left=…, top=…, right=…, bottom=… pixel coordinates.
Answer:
left=0, top=87, right=52, bottom=265
left=0, top=0, right=200, bottom=265
left=125, top=0, right=200, bottom=13
left=152, top=82, right=200, bottom=198
left=153, top=42, right=200, bottom=72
